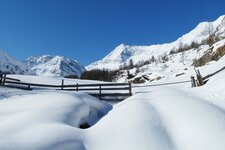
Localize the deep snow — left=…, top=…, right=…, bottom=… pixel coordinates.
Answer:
left=0, top=89, right=111, bottom=150
left=1, top=68, right=225, bottom=150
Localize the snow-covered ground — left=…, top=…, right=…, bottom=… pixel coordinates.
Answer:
left=0, top=88, right=112, bottom=150
left=83, top=68, right=225, bottom=150
left=1, top=68, right=225, bottom=149
left=7, top=74, right=106, bottom=85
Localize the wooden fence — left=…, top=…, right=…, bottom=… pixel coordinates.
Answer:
left=0, top=74, right=132, bottom=101
left=3, top=66, right=223, bottom=101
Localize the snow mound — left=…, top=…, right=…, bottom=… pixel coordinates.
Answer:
left=84, top=83, right=225, bottom=150
left=0, top=90, right=112, bottom=150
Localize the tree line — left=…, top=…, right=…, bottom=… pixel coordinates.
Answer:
left=79, top=56, right=159, bottom=82
left=80, top=69, right=119, bottom=82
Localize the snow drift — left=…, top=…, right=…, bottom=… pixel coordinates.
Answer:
left=0, top=90, right=111, bottom=150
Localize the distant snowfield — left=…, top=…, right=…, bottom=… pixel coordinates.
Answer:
left=7, top=74, right=105, bottom=85
left=1, top=71, right=225, bottom=150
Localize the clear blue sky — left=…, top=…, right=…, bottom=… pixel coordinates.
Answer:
left=0, top=0, right=224, bottom=65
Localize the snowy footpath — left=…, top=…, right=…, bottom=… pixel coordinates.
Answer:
left=0, top=72, right=225, bottom=150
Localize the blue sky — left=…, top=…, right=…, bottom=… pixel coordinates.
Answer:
left=0, top=0, right=224, bottom=65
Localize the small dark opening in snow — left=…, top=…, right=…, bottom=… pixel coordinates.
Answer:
left=79, top=123, right=90, bottom=129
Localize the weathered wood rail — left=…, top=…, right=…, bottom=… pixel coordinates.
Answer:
left=203, top=66, right=225, bottom=80
left=0, top=74, right=132, bottom=101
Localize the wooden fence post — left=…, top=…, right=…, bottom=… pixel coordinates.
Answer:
left=191, top=76, right=196, bottom=87
left=194, top=68, right=204, bottom=86
left=2, top=74, right=6, bottom=85
left=99, top=85, right=102, bottom=100
left=0, top=74, right=2, bottom=85
left=76, top=83, right=79, bottom=92
left=128, top=82, right=132, bottom=96
left=197, top=70, right=204, bottom=86
left=61, top=79, right=64, bottom=90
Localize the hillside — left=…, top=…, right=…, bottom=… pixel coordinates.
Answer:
left=0, top=50, right=31, bottom=74
left=86, top=15, right=225, bottom=83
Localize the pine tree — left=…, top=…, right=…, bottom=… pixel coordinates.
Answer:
left=128, top=59, right=134, bottom=69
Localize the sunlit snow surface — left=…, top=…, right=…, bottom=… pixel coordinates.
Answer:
left=0, top=77, right=112, bottom=149
left=1, top=67, right=225, bottom=150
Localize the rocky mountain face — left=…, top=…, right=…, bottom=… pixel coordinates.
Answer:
left=25, top=55, right=86, bottom=77
left=0, top=50, right=31, bottom=74
left=86, top=15, right=225, bottom=83
left=0, top=51, right=86, bottom=77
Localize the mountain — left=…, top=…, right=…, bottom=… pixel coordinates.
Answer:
left=25, top=55, right=86, bottom=77
left=86, top=15, right=225, bottom=83
left=87, top=15, right=225, bottom=71
left=0, top=50, right=31, bottom=74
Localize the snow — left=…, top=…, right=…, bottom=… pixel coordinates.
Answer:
left=83, top=73, right=225, bottom=150
left=7, top=74, right=105, bottom=85
left=0, top=89, right=112, bottom=150
left=1, top=67, right=225, bottom=150
left=85, top=95, right=177, bottom=150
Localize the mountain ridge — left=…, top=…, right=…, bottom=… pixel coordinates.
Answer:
left=25, top=55, right=86, bottom=77
left=86, top=15, right=225, bottom=71
left=0, top=50, right=32, bottom=74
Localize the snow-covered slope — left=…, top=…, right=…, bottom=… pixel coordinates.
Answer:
left=25, top=55, right=86, bottom=77
left=87, top=15, right=225, bottom=71
left=0, top=50, right=31, bottom=74
left=115, top=39, right=225, bottom=83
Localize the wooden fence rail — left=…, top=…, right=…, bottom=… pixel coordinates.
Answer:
left=0, top=74, right=132, bottom=101
left=203, top=66, right=225, bottom=80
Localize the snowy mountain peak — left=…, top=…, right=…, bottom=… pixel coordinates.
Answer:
left=215, top=15, right=225, bottom=25
left=0, top=50, right=9, bottom=57
left=26, top=55, right=86, bottom=77
left=102, top=44, right=130, bottom=62
left=177, top=15, right=225, bottom=46
left=87, top=14, right=225, bottom=71
left=0, top=50, right=32, bottom=74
